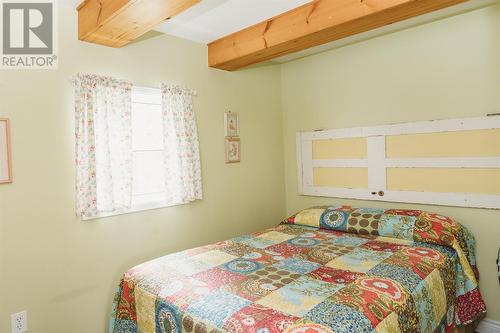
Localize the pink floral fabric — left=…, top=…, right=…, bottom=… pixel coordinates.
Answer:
left=161, top=84, right=202, bottom=205
left=73, top=74, right=133, bottom=218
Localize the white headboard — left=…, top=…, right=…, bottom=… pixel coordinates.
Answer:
left=296, top=116, right=500, bottom=209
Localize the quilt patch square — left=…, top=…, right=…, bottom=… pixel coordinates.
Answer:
left=257, top=231, right=296, bottom=243
left=374, top=312, right=399, bottom=333
left=155, top=299, right=182, bottom=333
left=191, top=250, right=237, bottom=267
left=223, top=259, right=263, bottom=275
left=329, top=234, right=370, bottom=247
left=412, top=269, right=446, bottom=333
left=135, top=287, right=156, bottom=333
left=302, top=243, right=354, bottom=265
left=300, top=230, right=330, bottom=240
left=285, top=276, right=344, bottom=298
left=180, top=313, right=222, bottom=333
left=220, top=241, right=256, bottom=257
left=326, top=248, right=393, bottom=273
left=319, top=209, right=350, bottom=231
left=187, top=290, right=251, bottom=328
left=224, top=304, right=300, bottom=333
left=135, top=269, right=186, bottom=296
left=112, top=319, right=137, bottom=333
left=238, top=237, right=277, bottom=249
left=273, top=258, right=321, bottom=275
left=242, top=249, right=283, bottom=264
left=192, top=267, right=246, bottom=289
left=346, top=208, right=386, bottom=236
left=425, top=269, right=447, bottom=322
left=379, top=214, right=416, bottom=240
left=274, top=224, right=313, bottom=235
left=256, top=289, right=321, bottom=317
left=374, top=235, right=413, bottom=246
left=266, top=243, right=308, bottom=258
left=304, top=300, right=373, bottom=333
left=157, top=277, right=215, bottom=310
left=293, top=208, right=326, bottom=228
left=308, top=266, right=363, bottom=284
left=281, top=320, right=335, bottom=333
left=361, top=240, right=404, bottom=253
left=288, top=237, right=321, bottom=248
left=168, top=258, right=212, bottom=276
left=256, top=276, right=341, bottom=316
left=225, top=265, right=303, bottom=301
left=224, top=277, right=269, bottom=301
left=231, top=235, right=253, bottom=244
left=367, top=263, right=423, bottom=292
left=413, top=279, right=438, bottom=333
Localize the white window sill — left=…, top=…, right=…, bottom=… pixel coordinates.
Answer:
left=81, top=200, right=184, bottom=221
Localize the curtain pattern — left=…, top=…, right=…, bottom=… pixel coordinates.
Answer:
left=73, top=74, right=133, bottom=218
left=161, top=84, right=202, bottom=204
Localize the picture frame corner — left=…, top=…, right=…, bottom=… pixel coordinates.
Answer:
left=0, top=118, right=13, bottom=184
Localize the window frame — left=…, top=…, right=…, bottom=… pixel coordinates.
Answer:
left=82, top=86, right=181, bottom=220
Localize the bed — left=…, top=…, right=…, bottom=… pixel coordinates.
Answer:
left=110, top=206, right=486, bottom=333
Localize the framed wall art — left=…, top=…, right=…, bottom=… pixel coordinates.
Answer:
left=0, top=118, right=12, bottom=184
left=225, top=137, right=241, bottom=163
left=224, top=111, right=239, bottom=137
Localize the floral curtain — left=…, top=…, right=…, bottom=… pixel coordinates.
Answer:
left=161, top=84, right=202, bottom=204
left=73, top=74, right=133, bottom=218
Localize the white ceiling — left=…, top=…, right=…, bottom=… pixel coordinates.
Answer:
left=155, top=0, right=312, bottom=44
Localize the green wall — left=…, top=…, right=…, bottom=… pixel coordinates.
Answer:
left=0, top=3, right=285, bottom=332
left=0, top=2, right=499, bottom=332
left=281, top=4, right=500, bottom=322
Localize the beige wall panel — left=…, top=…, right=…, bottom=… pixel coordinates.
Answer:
left=313, top=167, right=368, bottom=188
left=312, top=138, right=367, bottom=159
left=387, top=168, right=500, bottom=194
left=386, top=129, right=500, bottom=158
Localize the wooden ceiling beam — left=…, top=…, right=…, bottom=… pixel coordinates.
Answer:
left=77, top=0, right=200, bottom=48
left=208, top=0, right=469, bottom=71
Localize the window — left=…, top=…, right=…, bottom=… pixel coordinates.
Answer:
left=131, top=86, right=166, bottom=210
left=74, top=73, right=202, bottom=220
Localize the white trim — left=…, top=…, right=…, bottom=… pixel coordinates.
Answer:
left=297, top=116, right=500, bottom=209
left=302, top=187, right=500, bottom=209
left=313, top=159, right=368, bottom=168
left=302, top=139, right=314, bottom=187
left=385, top=157, right=500, bottom=168
left=296, top=133, right=304, bottom=194
left=81, top=200, right=185, bottom=221
left=303, top=115, right=500, bottom=140
left=476, top=318, right=500, bottom=333
left=367, top=136, right=386, bottom=191
left=303, top=187, right=374, bottom=200
left=312, top=157, right=500, bottom=169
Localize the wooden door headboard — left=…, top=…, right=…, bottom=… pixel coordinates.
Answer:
left=296, top=116, right=500, bottom=209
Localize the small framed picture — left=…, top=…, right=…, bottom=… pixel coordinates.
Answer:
left=225, top=137, right=241, bottom=163
left=0, top=118, right=12, bottom=184
left=224, top=111, right=239, bottom=137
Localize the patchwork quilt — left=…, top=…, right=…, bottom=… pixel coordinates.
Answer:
left=110, top=206, right=486, bottom=333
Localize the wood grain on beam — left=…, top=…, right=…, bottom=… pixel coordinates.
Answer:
left=77, top=0, right=200, bottom=47
left=208, top=0, right=468, bottom=71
